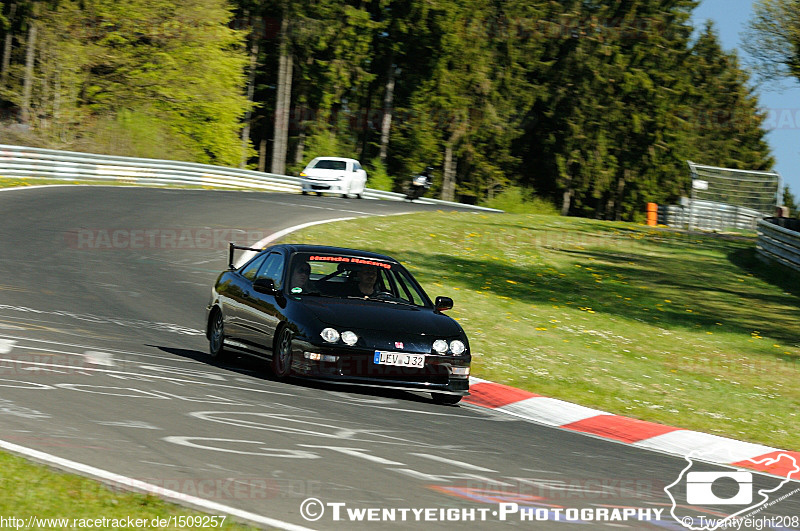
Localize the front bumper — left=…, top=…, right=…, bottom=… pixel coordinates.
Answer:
left=291, top=342, right=471, bottom=395
left=301, top=179, right=346, bottom=193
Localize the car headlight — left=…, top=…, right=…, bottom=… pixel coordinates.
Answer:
left=449, top=340, right=466, bottom=356
left=320, top=328, right=340, bottom=343
left=300, top=172, right=307, bottom=177
left=341, top=331, right=358, bottom=346
left=432, top=339, right=448, bottom=354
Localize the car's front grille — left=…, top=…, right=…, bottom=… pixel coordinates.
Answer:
left=338, top=358, right=449, bottom=384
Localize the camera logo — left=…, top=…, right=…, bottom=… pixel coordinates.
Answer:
left=665, top=448, right=799, bottom=531
left=685, top=472, right=752, bottom=505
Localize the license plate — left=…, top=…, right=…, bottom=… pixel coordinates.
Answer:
left=373, top=351, right=425, bottom=368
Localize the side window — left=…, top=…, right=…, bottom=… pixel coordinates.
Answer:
left=256, top=252, right=285, bottom=289
left=240, top=254, right=267, bottom=281
left=353, top=161, right=362, bottom=172
left=391, top=271, right=425, bottom=306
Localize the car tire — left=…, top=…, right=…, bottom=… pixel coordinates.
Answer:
left=271, top=326, right=293, bottom=378
left=208, top=309, right=228, bottom=361
left=301, top=190, right=309, bottom=195
left=431, top=393, right=462, bottom=406
left=316, top=192, right=322, bottom=197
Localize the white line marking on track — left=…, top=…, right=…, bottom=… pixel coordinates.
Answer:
left=234, top=210, right=417, bottom=266
left=0, top=357, right=295, bottom=396
left=0, top=333, right=219, bottom=366
left=409, top=452, right=497, bottom=472
left=0, top=304, right=202, bottom=335
left=83, top=351, right=115, bottom=366
left=235, top=217, right=357, bottom=266
left=97, top=420, right=161, bottom=430
left=298, top=445, right=405, bottom=465
left=0, top=339, right=16, bottom=354
left=164, top=437, right=320, bottom=459
left=0, top=438, right=315, bottom=531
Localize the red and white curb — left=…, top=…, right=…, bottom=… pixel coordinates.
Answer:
left=464, top=376, right=800, bottom=480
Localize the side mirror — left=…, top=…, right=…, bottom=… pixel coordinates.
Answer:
left=434, top=296, right=453, bottom=312
left=253, top=278, right=278, bottom=295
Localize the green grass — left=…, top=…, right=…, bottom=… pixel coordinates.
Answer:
left=286, top=211, right=800, bottom=450
left=0, top=452, right=258, bottom=529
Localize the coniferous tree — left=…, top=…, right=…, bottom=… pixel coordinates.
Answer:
left=684, top=23, right=773, bottom=171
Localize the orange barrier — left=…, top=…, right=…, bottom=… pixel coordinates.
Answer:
left=646, top=202, right=658, bottom=226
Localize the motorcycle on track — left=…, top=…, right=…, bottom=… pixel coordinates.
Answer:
left=404, top=167, right=433, bottom=201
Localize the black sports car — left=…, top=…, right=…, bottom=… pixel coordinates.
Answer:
left=205, top=244, right=471, bottom=404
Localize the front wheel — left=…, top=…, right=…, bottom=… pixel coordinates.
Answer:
left=208, top=310, right=228, bottom=361
left=431, top=393, right=462, bottom=406
left=271, top=327, right=293, bottom=378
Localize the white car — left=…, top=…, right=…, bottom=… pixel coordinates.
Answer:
left=299, top=157, right=368, bottom=198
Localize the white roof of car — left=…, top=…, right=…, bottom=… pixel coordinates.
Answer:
left=310, top=156, right=359, bottom=163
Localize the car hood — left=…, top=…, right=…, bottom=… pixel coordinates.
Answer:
left=302, top=168, right=346, bottom=181
left=301, top=297, right=461, bottom=336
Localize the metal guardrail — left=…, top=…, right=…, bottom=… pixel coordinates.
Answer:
left=658, top=200, right=762, bottom=231
left=757, top=217, right=800, bottom=273
left=0, top=144, right=500, bottom=212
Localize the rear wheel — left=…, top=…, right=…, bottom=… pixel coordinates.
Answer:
left=271, top=327, right=293, bottom=378
left=431, top=393, right=462, bottom=405
left=315, top=191, right=322, bottom=196
left=208, top=309, right=228, bottom=361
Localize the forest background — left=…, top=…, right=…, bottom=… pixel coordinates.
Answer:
left=0, top=0, right=797, bottom=220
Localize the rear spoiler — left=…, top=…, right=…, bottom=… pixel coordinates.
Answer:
left=228, top=242, right=263, bottom=270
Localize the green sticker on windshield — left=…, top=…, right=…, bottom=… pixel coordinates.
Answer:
left=291, top=287, right=303, bottom=294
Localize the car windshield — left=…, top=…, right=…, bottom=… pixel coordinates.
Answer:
left=313, top=159, right=347, bottom=171
left=287, top=253, right=430, bottom=307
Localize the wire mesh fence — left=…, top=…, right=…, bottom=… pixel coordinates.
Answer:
left=685, top=161, right=782, bottom=231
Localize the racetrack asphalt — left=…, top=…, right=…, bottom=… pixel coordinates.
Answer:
left=0, top=186, right=797, bottom=530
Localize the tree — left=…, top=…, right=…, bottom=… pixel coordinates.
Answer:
left=1, top=0, right=250, bottom=165
left=683, top=23, right=773, bottom=171
left=743, top=0, right=800, bottom=82
left=783, top=184, right=799, bottom=217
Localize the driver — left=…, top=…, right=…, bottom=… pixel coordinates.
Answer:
left=354, top=265, right=378, bottom=296
left=289, top=261, right=311, bottom=291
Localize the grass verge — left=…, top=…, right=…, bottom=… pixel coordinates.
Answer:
left=285, top=211, right=800, bottom=451
left=0, top=451, right=257, bottom=529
